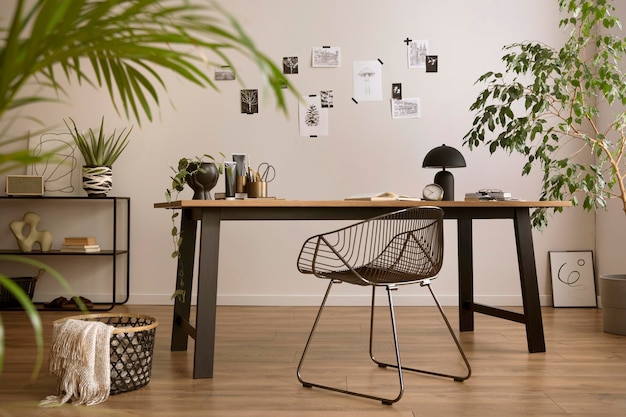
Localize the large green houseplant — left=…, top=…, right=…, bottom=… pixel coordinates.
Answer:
left=0, top=0, right=295, bottom=375
left=463, top=0, right=626, bottom=229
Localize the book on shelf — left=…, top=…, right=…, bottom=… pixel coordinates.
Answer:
left=345, top=192, right=421, bottom=201
left=60, top=244, right=101, bottom=253
left=63, top=236, right=97, bottom=245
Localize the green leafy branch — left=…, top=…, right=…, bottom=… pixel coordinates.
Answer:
left=463, top=0, right=626, bottom=229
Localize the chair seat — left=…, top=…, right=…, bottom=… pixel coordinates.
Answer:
left=311, top=267, right=434, bottom=286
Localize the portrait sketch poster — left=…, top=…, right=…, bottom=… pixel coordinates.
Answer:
left=549, top=251, right=597, bottom=307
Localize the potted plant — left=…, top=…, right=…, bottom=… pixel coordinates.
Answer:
left=463, top=0, right=626, bottom=333
left=65, top=117, right=132, bottom=197
left=0, top=0, right=296, bottom=374
left=166, top=154, right=225, bottom=203
left=165, top=153, right=224, bottom=302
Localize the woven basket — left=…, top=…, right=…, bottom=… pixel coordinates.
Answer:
left=54, top=313, right=158, bottom=395
left=0, top=269, right=45, bottom=308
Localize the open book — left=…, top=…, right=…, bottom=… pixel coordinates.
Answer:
left=345, top=192, right=421, bottom=201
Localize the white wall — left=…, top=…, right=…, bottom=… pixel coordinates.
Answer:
left=1, top=0, right=599, bottom=306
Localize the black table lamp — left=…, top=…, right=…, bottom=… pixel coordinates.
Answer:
left=422, top=144, right=466, bottom=201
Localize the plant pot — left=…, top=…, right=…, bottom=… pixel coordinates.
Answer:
left=186, top=162, right=219, bottom=200
left=599, top=274, right=626, bottom=336
left=82, top=165, right=113, bottom=197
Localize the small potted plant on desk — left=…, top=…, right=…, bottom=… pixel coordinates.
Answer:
left=165, top=153, right=224, bottom=301
left=65, top=117, right=132, bottom=197
left=166, top=154, right=225, bottom=202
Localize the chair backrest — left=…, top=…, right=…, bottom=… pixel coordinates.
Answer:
left=297, top=206, right=444, bottom=285
left=357, top=206, right=443, bottom=283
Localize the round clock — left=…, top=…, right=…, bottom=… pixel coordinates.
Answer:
left=422, top=183, right=444, bottom=201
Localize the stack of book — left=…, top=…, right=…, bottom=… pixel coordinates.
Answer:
left=60, top=236, right=101, bottom=253
left=465, top=190, right=513, bottom=201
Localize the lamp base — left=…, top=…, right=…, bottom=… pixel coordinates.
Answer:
left=434, top=170, right=455, bottom=201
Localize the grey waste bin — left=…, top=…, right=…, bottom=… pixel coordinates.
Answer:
left=600, top=274, right=626, bottom=335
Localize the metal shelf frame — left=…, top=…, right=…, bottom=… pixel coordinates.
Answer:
left=0, top=196, right=130, bottom=311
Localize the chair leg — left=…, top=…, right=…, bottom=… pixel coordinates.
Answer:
left=297, top=280, right=404, bottom=405
left=370, top=282, right=472, bottom=382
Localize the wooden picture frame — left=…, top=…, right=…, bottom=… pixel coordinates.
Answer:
left=549, top=250, right=597, bottom=307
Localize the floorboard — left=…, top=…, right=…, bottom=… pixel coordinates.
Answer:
left=1, top=305, right=625, bottom=416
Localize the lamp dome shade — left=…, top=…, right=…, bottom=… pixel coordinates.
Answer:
left=422, top=144, right=467, bottom=169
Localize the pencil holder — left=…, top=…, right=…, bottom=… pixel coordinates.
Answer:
left=247, top=181, right=267, bottom=198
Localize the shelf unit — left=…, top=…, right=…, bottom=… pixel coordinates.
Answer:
left=0, top=196, right=130, bottom=311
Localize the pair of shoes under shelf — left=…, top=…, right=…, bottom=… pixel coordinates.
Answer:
left=43, top=296, right=93, bottom=309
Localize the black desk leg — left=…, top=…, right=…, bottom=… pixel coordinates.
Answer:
left=514, top=208, right=546, bottom=353
left=192, top=210, right=222, bottom=378
left=171, top=210, right=197, bottom=351
left=457, top=218, right=474, bottom=332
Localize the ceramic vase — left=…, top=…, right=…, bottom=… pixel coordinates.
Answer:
left=82, top=165, right=113, bottom=197
left=186, top=162, right=219, bottom=199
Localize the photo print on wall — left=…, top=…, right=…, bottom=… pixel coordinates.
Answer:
left=283, top=57, right=299, bottom=74
left=299, top=95, right=328, bottom=137
left=241, top=89, right=258, bottom=114
left=353, top=60, right=383, bottom=102
left=391, top=97, right=421, bottom=119
left=312, top=46, right=340, bottom=67
left=407, top=39, right=428, bottom=69
left=321, top=90, right=334, bottom=108
left=426, top=55, right=438, bottom=73
left=215, top=66, right=235, bottom=81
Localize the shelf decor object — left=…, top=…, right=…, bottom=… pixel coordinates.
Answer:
left=9, top=212, right=53, bottom=252
left=422, top=144, right=467, bottom=201
left=65, top=117, right=132, bottom=197
left=5, top=175, right=44, bottom=196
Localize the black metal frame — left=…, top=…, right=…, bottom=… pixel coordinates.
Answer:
left=0, top=196, right=131, bottom=311
left=295, top=207, right=470, bottom=404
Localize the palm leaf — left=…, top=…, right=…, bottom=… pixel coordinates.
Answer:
left=0, top=255, right=80, bottom=378
left=1, top=0, right=296, bottom=134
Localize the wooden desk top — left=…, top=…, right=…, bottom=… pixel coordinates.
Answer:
left=155, top=199, right=572, bottom=209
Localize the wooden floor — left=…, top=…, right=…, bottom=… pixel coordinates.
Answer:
left=1, top=304, right=625, bottom=416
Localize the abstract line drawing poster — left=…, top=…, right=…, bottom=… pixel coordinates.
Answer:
left=549, top=251, right=597, bottom=307
left=298, top=95, right=328, bottom=137
left=353, top=60, right=382, bottom=102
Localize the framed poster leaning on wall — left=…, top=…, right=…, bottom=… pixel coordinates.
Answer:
left=549, top=250, right=597, bottom=307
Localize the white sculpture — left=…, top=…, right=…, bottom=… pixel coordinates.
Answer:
left=9, top=212, right=53, bottom=252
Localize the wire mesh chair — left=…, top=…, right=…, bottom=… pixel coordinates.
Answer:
left=296, top=206, right=471, bottom=404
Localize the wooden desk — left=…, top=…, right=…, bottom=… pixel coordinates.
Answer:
left=155, top=199, right=570, bottom=378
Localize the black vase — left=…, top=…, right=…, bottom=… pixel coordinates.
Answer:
left=186, top=162, right=220, bottom=200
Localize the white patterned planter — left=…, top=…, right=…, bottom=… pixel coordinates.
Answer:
left=82, top=165, right=113, bottom=197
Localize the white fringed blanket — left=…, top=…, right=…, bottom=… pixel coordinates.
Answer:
left=40, top=318, right=114, bottom=406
